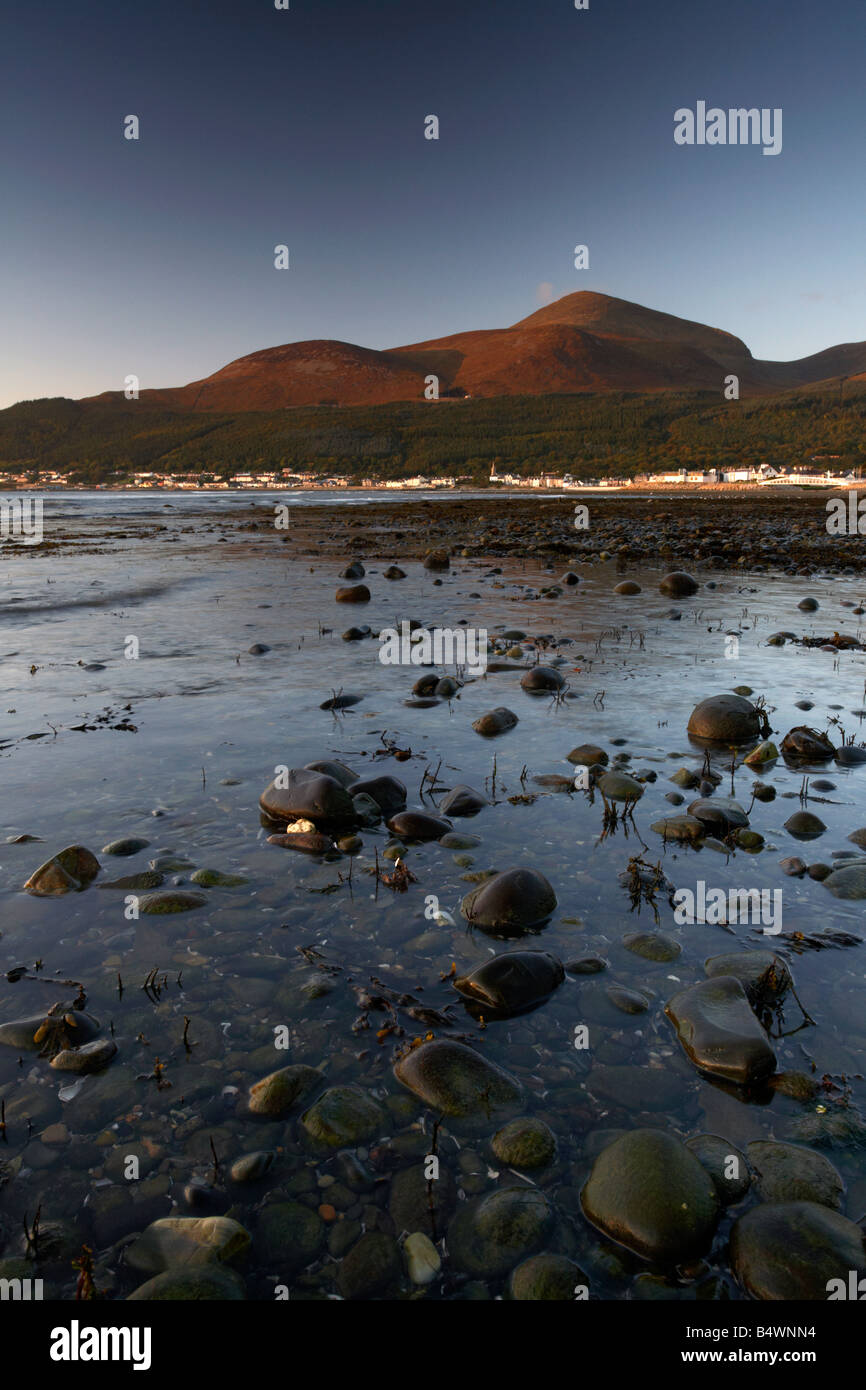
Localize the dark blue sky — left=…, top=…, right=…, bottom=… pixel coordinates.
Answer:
left=2, top=0, right=864, bottom=407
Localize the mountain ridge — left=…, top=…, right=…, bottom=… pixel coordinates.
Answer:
left=71, top=291, right=866, bottom=414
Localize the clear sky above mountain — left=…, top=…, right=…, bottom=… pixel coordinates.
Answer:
left=1, top=0, right=863, bottom=408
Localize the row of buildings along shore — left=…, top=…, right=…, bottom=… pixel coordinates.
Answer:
left=1, top=460, right=861, bottom=491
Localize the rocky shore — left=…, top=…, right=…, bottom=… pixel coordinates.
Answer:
left=1, top=502, right=866, bottom=1302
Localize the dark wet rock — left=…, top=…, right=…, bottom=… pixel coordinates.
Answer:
left=349, top=776, right=406, bottom=815
left=780, top=856, right=807, bottom=876
left=687, top=694, right=762, bottom=745
left=248, top=643, right=270, bottom=655
left=751, top=781, right=776, bottom=802
left=190, top=868, right=247, bottom=887
left=747, top=1141, right=844, bottom=1210
left=412, top=673, right=439, bottom=696
left=472, top=707, right=518, bottom=736
left=300, top=1085, right=384, bottom=1147
left=138, top=890, right=207, bottom=915
left=303, top=760, right=359, bottom=788
left=404, top=697, right=440, bottom=708
left=24, top=845, right=101, bottom=896
left=423, top=549, right=450, bottom=570
left=808, top=862, right=832, bottom=880
left=703, top=951, right=791, bottom=1007
left=389, top=1162, right=458, bottom=1236
left=598, top=771, right=644, bottom=802
left=439, top=784, right=488, bottom=817
left=623, top=932, right=681, bottom=963
left=50, top=1039, right=117, bottom=1074
left=848, top=828, right=866, bottom=849
left=384, top=565, right=406, bottom=580
left=447, top=1187, right=554, bottom=1278
left=267, top=831, right=335, bottom=854
left=0, top=1007, right=100, bottom=1053
left=780, top=726, right=836, bottom=760
left=247, top=1065, right=321, bottom=1118
left=650, top=814, right=704, bottom=842
left=614, top=581, right=641, bottom=595
left=784, top=810, right=827, bottom=839
left=386, top=809, right=452, bottom=841
left=453, top=950, right=564, bottom=1017
left=336, top=1231, right=401, bottom=1300
left=101, top=837, right=150, bottom=857
left=744, top=740, right=779, bottom=766
left=735, top=828, right=764, bottom=850
left=520, top=666, right=565, bottom=693
left=439, top=832, right=482, bottom=850
left=670, top=766, right=700, bottom=789
left=393, top=1040, right=522, bottom=1117
left=822, top=862, right=866, bottom=899
left=342, top=627, right=368, bottom=642
left=561, top=571, right=580, bottom=585
left=509, top=1254, right=587, bottom=1300
left=335, top=584, right=370, bottom=603
left=565, top=955, right=607, bottom=974
left=128, top=1266, right=246, bottom=1300
left=352, top=793, right=383, bottom=825
left=581, top=1130, right=719, bottom=1263
left=567, top=743, right=608, bottom=766
left=730, top=1202, right=866, bottom=1300
left=339, top=560, right=365, bottom=579
left=835, top=744, right=866, bottom=766
left=685, top=1134, right=751, bottom=1204
left=98, top=870, right=165, bottom=890
left=492, top=1117, right=556, bottom=1170
left=660, top=571, right=699, bottom=597
left=230, top=1151, right=275, bottom=1184
left=606, top=985, right=649, bottom=1015
left=126, top=1216, right=251, bottom=1274
left=461, top=867, right=557, bottom=934
left=687, top=797, right=749, bottom=834
left=666, top=977, right=776, bottom=1085
left=255, top=1202, right=324, bottom=1273
left=260, top=768, right=356, bottom=823
left=435, top=676, right=459, bottom=698
left=798, top=596, right=819, bottom=611
left=319, top=693, right=363, bottom=710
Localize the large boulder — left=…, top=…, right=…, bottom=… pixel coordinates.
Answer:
left=447, top=1187, right=554, bottom=1278
left=453, top=950, right=564, bottom=1018
left=731, top=1202, right=866, bottom=1300
left=472, top=707, right=519, bottom=737
left=24, top=846, right=101, bottom=896
left=659, top=572, right=699, bottom=597
left=581, top=1130, right=720, bottom=1263
left=393, top=1040, right=522, bottom=1117
left=665, top=976, right=776, bottom=1085
left=300, top=1086, right=385, bottom=1148
left=780, top=726, right=836, bottom=760
left=125, top=1217, right=250, bottom=1274
left=746, top=1141, right=844, bottom=1210
left=461, top=868, right=557, bottom=935
left=259, top=767, right=356, bottom=823
left=349, top=776, right=406, bottom=815
left=687, top=694, right=762, bottom=746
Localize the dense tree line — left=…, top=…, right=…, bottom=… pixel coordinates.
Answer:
left=1, top=384, right=865, bottom=483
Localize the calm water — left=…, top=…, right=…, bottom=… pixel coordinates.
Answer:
left=1, top=509, right=866, bottom=1298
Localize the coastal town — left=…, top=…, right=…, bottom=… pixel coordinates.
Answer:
left=1, top=458, right=860, bottom=492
